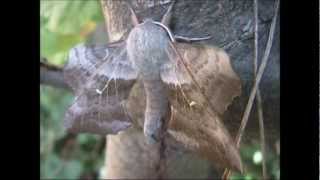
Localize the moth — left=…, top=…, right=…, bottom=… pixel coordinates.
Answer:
left=63, top=2, right=243, bottom=172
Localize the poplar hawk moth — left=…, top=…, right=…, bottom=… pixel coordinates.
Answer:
left=63, top=2, right=243, bottom=172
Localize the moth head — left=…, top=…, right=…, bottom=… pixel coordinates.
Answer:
left=142, top=18, right=153, bottom=24
left=127, top=1, right=175, bottom=27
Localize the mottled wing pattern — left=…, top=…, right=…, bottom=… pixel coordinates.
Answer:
left=64, top=42, right=137, bottom=94
left=63, top=42, right=138, bottom=135
left=161, top=43, right=243, bottom=172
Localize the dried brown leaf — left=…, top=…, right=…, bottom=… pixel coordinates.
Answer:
left=163, top=43, right=242, bottom=172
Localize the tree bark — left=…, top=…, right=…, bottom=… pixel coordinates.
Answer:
left=99, top=0, right=279, bottom=179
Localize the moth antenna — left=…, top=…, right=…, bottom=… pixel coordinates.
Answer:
left=152, top=21, right=175, bottom=42
left=161, top=1, right=175, bottom=27
left=126, top=3, right=139, bottom=26
left=174, top=35, right=213, bottom=43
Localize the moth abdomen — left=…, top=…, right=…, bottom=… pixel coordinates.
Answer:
left=143, top=78, right=170, bottom=144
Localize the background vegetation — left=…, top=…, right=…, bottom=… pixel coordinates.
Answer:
left=40, top=1, right=279, bottom=179
left=40, top=1, right=106, bottom=179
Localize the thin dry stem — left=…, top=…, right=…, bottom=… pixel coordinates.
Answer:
left=253, top=0, right=268, bottom=178
left=236, top=0, right=279, bottom=149
left=222, top=0, right=279, bottom=179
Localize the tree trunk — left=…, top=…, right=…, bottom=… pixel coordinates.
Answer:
left=99, top=0, right=279, bottom=178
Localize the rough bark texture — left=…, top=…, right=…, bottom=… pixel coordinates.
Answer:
left=99, top=0, right=280, bottom=178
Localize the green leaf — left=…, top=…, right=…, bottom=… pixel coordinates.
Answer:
left=41, top=0, right=103, bottom=35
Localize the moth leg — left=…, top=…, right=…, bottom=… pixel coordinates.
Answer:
left=96, top=79, right=111, bottom=95
left=172, top=64, right=190, bottom=106
left=165, top=46, right=190, bottom=107
left=174, top=35, right=212, bottom=43
left=103, top=49, right=109, bottom=60
left=114, top=75, right=119, bottom=102
left=95, top=53, right=122, bottom=95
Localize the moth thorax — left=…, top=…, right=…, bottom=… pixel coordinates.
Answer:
left=126, top=20, right=171, bottom=78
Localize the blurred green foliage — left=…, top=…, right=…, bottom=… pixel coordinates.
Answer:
left=40, top=1, right=279, bottom=179
left=40, top=0, right=103, bottom=66
left=40, top=0, right=105, bottom=179
left=231, top=142, right=280, bottom=180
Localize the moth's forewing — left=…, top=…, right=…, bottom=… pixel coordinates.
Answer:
left=162, top=43, right=243, bottom=172
left=63, top=42, right=138, bottom=135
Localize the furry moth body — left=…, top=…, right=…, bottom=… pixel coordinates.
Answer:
left=63, top=2, right=243, bottom=172
left=126, top=19, right=172, bottom=143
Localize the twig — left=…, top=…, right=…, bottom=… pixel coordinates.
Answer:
left=222, top=0, right=279, bottom=179
left=253, top=0, right=268, bottom=179
left=237, top=0, right=279, bottom=150
left=40, top=59, right=70, bottom=90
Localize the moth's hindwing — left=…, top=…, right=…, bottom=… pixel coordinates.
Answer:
left=162, top=42, right=243, bottom=172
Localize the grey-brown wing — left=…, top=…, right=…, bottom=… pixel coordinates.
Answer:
left=161, top=42, right=243, bottom=172
left=64, top=42, right=137, bottom=94
left=63, top=42, right=138, bottom=135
